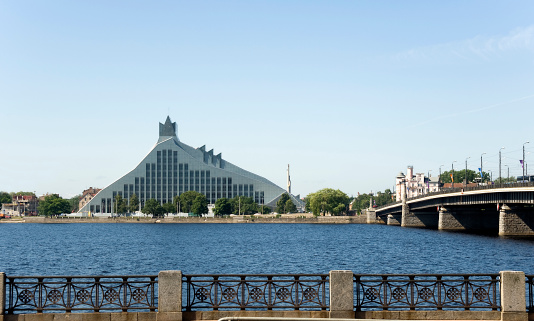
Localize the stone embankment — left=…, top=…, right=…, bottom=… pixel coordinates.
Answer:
left=2, top=215, right=367, bottom=224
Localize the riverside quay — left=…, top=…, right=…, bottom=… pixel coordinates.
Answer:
left=1, top=271, right=533, bottom=321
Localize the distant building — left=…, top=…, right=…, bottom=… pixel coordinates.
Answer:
left=79, top=116, right=304, bottom=215
left=79, top=187, right=102, bottom=211
left=1, top=194, right=38, bottom=216
left=395, top=166, right=440, bottom=200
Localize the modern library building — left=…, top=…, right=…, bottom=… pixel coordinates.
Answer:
left=79, top=117, right=303, bottom=215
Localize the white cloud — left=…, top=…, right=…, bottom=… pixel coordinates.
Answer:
left=394, top=25, right=534, bottom=63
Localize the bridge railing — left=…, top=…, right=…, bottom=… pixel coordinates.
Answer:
left=527, top=275, right=534, bottom=312
left=182, top=274, right=329, bottom=311
left=4, top=275, right=158, bottom=314
left=375, top=181, right=534, bottom=210
left=354, top=274, right=500, bottom=311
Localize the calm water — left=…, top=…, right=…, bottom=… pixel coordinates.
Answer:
left=0, top=223, right=533, bottom=276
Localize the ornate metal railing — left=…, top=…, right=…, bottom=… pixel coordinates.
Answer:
left=527, top=275, right=534, bottom=312
left=182, top=274, right=328, bottom=311
left=6, top=275, right=158, bottom=314
left=354, top=274, right=500, bottom=311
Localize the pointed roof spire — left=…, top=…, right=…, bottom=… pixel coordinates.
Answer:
left=158, top=116, right=179, bottom=142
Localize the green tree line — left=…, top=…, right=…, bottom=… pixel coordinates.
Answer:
left=350, top=189, right=394, bottom=214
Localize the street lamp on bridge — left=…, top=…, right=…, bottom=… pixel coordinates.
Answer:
left=499, top=147, right=505, bottom=185
left=480, top=152, right=486, bottom=183
left=465, top=157, right=470, bottom=187
left=439, top=164, right=444, bottom=191
left=451, top=161, right=457, bottom=188
left=427, top=169, right=432, bottom=194
left=523, top=141, right=529, bottom=182
left=505, top=165, right=509, bottom=184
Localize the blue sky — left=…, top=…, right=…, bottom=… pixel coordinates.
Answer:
left=1, top=1, right=534, bottom=199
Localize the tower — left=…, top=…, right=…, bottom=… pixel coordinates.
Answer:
left=287, top=164, right=291, bottom=194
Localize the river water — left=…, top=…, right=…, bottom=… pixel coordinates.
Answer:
left=0, top=223, right=532, bottom=276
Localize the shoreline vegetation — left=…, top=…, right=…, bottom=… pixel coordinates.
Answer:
left=1, top=214, right=367, bottom=224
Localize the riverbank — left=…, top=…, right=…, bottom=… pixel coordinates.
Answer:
left=0, top=214, right=367, bottom=224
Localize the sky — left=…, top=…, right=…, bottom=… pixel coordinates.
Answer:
left=1, top=1, right=534, bottom=199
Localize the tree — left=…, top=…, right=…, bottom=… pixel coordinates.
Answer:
left=173, top=195, right=181, bottom=213
left=375, top=189, right=394, bottom=206
left=304, top=197, right=311, bottom=213
left=69, top=195, right=81, bottom=213
left=142, top=199, right=164, bottom=217
left=162, top=202, right=175, bottom=215
left=214, top=198, right=232, bottom=216
left=114, top=194, right=127, bottom=216
left=259, top=204, right=271, bottom=214
left=178, top=191, right=201, bottom=213
left=285, top=199, right=297, bottom=213
left=0, top=192, right=12, bottom=205
left=276, top=193, right=290, bottom=213
left=37, top=194, right=71, bottom=217
left=350, top=189, right=394, bottom=214
left=191, top=195, right=208, bottom=216
left=12, top=191, right=36, bottom=197
left=231, top=196, right=258, bottom=215
left=307, top=188, right=350, bottom=216
left=495, top=176, right=516, bottom=184
left=440, top=169, right=489, bottom=184
left=129, top=193, right=140, bottom=213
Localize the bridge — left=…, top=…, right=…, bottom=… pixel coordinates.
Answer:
left=370, top=182, right=534, bottom=236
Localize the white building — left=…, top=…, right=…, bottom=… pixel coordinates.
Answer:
left=395, top=166, right=440, bottom=200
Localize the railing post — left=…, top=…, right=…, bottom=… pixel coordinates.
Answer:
left=0, top=272, right=5, bottom=316
left=500, top=271, right=527, bottom=321
left=158, top=270, right=182, bottom=321
left=329, top=270, right=354, bottom=318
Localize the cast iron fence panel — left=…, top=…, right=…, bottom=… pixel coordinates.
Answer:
left=183, top=274, right=328, bottom=311
left=354, top=274, right=499, bottom=311
left=527, top=275, right=533, bottom=312
left=6, top=275, right=158, bottom=314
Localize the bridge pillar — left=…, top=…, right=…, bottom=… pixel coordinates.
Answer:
left=439, top=206, right=499, bottom=232
left=400, top=202, right=410, bottom=226
left=387, top=214, right=402, bottom=225
left=401, top=210, right=439, bottom=228
left=158, top=270, right=182, bottom=321
left=499, top=204, right=534, bottom=236
left=366, top=208, right=377, bottom=223
left=438, top=207, right=463, bottom=230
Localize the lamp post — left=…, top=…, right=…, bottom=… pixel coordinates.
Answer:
left=427, top=169, right=432, bottom=194
left=523, top=142, right=529, bottom=182
left=439, top=165, right=444, bottom=191
left=488, top=170, right=493, bottom=183
left=465, top=157, right=470, bottom=187
left=480, top=152, right=486, bottom=183
left=452, top=161, right=457, bottom=188
left=505, top=165, right=509, bottom=184
left=499, top=147, right=505, bottom=185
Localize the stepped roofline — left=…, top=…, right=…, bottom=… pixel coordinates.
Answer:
left=158, top=116, right=179, bottom=143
